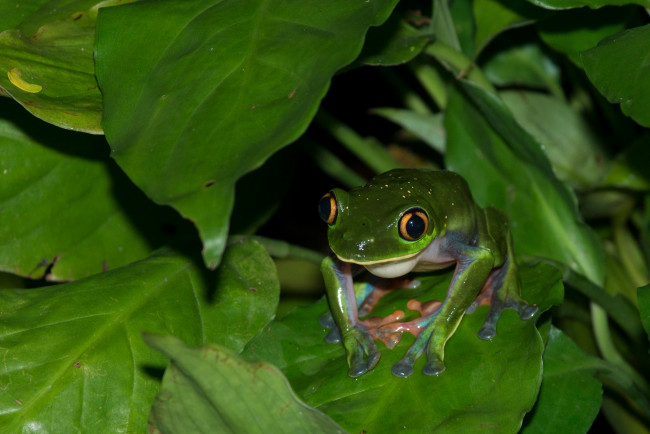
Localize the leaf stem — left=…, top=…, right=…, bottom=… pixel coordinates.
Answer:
left=591, top=303, right=650, bottom=396
left=424, top=42, right=495, bottom=93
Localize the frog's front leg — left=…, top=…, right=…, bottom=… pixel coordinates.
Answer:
left=392, top=244, right=494, bottom=378
left=321, top=255, right=380, bottom=377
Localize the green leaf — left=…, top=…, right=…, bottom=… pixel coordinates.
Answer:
left=356, top=12, right=432, bottom=66
left=536, top=7, right=630, bottom=66
left=372, top=107, right=445, bottom=153
left=522, top=327, right=603, bottom=433
left=499, top=90, right=608, bottom=187
left=639, top=285, right=650, bottom=341
left=473, top=0, right=546, bottom=56
left=448, top=0, right=476, bottom=56
left=0, top=241, right=279, bottom=432
left=582, top=24, right=650, bottom=128
left=432, top=0, right=461, bottom=52
left=244, top=262, right=564, bottom=433
left=0, top=0, right=117, bottom=133
left=95, top=0, right=399, bottom=269
left=481, top=42, right=562, bottom=95
left=0, top=99, right=180, bottom=281
left=528, top=0, right=650, bottom=10
left=147, top=335, right=344, bottom=434
left=445, top=81, right=605, bottom=287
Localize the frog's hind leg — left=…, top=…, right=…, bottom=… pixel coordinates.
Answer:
left=470, top=208, right=538, bottom=340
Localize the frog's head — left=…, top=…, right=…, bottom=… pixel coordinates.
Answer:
left=318, top=171, right=438, bottom=277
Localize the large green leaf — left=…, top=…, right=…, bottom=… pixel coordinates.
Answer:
left=147, top=335, right=344, bottom=433
left=244, top=262, right=563, bottom=432
left=536, top=7, right=630, bottom=66
left=0, top=241, right=279, bottom=432
left=0, top=0, right=122, bottom=133
left=582, top=24, right=650, bottom=128
left=95, top=0, right=399, bottom=269
left=0, top=98, right=181, bottom=281
left=445, top=82, right=605, bottom=287
left=522, top=327, right=603, bottom=433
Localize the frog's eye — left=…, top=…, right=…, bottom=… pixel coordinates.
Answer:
left=318, top=191, right=337, bottom=225
left=399, top=208, right=428, bottom=241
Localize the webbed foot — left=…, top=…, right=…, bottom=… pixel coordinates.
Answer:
left=343, top=325, right=381, bottom=377
left=391, top=322, right=445, bottom=378
left=477, top=295, right=538, bottom=340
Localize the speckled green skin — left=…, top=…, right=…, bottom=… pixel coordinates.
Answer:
left=320, top=169, right=537, bottom=378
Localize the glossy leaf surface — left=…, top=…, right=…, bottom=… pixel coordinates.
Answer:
left=0, top=0, right=122, bottom=133
left=244, top=262, right=563, bottom=433
left=147, top=335, right=344, bottom=434
left=0, top=241, right=279, bottom=432
left=0, top=98, right=177, bottom=280
left=582, top=24, right=650, bottom=128
left=95, top=0, right=399, bottom=269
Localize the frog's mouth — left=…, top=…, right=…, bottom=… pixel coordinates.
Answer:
left=334, top=250, right=423, bottom=279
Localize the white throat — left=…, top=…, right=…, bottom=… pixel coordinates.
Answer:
left=364, top=250, right=425, bottom=278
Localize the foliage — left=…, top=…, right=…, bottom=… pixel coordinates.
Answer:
left=1, top=0, right=649, bottom=432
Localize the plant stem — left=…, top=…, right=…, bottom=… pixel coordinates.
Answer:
left=424, top=42, right=495, bottom=93
left=591, top=303, right=650, bottom=396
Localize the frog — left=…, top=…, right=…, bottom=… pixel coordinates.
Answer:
left=318, top=168, right=538, bottom=378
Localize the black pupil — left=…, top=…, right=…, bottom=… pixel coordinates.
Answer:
left=406, top=214, right=425, bottom=239
left=319, top=196, right=332, bottom=223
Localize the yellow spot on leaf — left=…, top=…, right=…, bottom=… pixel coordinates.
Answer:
left=8, top=68, right=42, bottom=93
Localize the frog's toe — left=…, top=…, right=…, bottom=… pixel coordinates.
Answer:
left=343, top=326, right=380, bottom=377
left=423, top=359, right=446, bottom=376
left=518, top=303, right=538, bottom=320
left=391, top=359, right=415, bottom=378
left=349, top=350, right=380, bottom=377
left=477, top=324, right=497, bottom=340
left=465, top=300, right=479, bottom=315
left=406, top=279, right=421, bottom=289
left=325, top=328, right=342, bottom=343
left=319, top=312, right=335, bottom=328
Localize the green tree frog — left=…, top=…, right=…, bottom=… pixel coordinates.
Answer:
left=318, top=169, right=537, bottom=378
